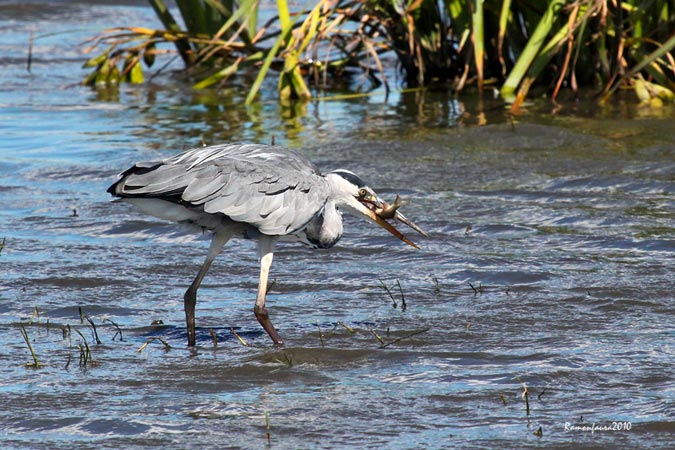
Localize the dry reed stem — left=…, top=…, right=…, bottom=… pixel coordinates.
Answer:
left=137, top=337, right=171, bottom=353
left=230, top=327, right=250, bottom=346
left=19, top=325, right=41, bottom=368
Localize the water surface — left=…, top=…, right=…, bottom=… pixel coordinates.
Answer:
left=1, top=2, right=674, bottom=449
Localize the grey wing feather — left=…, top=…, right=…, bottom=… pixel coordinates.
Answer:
left=109, top=143, right=330, bottom=235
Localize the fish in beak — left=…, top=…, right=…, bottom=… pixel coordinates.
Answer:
left=356, top=192, right=427, bottom=249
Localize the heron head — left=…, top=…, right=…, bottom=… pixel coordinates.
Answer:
left=325, top=170, right=427, bottom=248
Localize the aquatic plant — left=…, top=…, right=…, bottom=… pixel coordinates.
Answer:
left=336, top=321, right=356, bottom=334
left=468, top=281, right=483, bottom=295
left=80, top=309, right=102, bottom=345
left=231, top=327, right=250, bottom=346
left=377, top=327, right=429, bottom=348
left=74, top=328, right=95, bottom=367
left=19, top=325, right=42, bottom=368
left=137, top=336, right=172, bottom=352
left=368, top=327, right=386, bottom=346
left=83, top=0, right=675, bottom=105
left=273, top=352, right=294, bottom=367
left=315, top=321, right=325, bottom=347
left=265, top=411, right=271, bottom=444
left=378, top=278, right=407, bottom=309
left=103, top=318, right=124, bottom=341
left=210, top=328, right=219, bottom=347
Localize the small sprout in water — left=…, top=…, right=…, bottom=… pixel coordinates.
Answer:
left=103, top=318, right=123, bottom=341
left=74, top=329, right=95, bottom=367
left=78, top=344, right=88, bottom=367
left=20, top=325, right=42, bottom=368
left=72, top=207, right=79, bottom=217
left=84, top=315, right=102, bottom=345
left=521, top=383, right=530, bottom=418
left=230, top=328, right=249, bottom=347
left=379, top=278, right=397, bottom=308
left=395, top=280, right=407, bottom=311
left=533, top=426, right=543, bottom=437
left=265, top=411, right=271, bottom=444
left=137, top=337, right=171, bottom=353
left=266, top=278, right=278, bottom=294
left=273, top=352, right=294, bottom=367
left=0, top=236, right=5, bottom=255
left=538, top=388, right=547, bottom=400
left=209, top=328, right=218, bottom=347
left=27, top=30, right=34, bottom=73
left=79, top=308, right=101, bottom=344
left=30, top=306, right=40, bottom=325
left=316, top=322, right=325, bottom=347
left=336, top=321, right=355, bottom=334
left=432, top=276, right=440, bottom=295
left=500, top=394, right=508, bottom=406
left=468, top=282, right=483, bottom=295
left=369, top=328, right=386, bottom=346
left=378, top=328, right=430, bottom=349
left=379, top=279, right=407, bottom=310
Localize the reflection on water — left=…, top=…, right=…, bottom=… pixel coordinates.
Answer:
left=1, top=2, right=674, bottom=449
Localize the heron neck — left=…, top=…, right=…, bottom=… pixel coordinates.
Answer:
left=305, top=199, right=343, bottom=249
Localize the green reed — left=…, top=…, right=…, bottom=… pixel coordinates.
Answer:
left=81, top=0, right=674, bottom=105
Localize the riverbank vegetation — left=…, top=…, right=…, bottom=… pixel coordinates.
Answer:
left=83, top=0, right=675, bottom=110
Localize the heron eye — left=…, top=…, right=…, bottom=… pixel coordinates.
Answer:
left=358, top=188, right=368, bottom=198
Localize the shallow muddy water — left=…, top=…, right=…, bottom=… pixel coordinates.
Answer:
left=1, top=2, right=674, bottom=449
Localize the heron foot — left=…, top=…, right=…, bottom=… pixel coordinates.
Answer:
left=254, top=305, right=284, bottom=346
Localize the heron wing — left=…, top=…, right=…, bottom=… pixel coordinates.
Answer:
left=108, top=143, right=330, bottom=235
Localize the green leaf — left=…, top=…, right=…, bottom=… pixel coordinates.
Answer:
left=82, top=46, right=112, bottom=68
left=148, top=0, right=194, bottom=66
left=143, top=42, right=156, bottom=67
left=634, top=78, right=652, bottom=102
left=194, top=61, right=240, bottom=89
left=82, top=68, right=99, bottom=86
left=94, top=60, right=111, bottom=85
left=129, top=61, right=144, bottom=84
left=278, top=50, right=311, bottom=100
left=635, top=78, right=675, bottom=101
left=501, top=0, right=566, bottom=98
left=472, top=0, right=484, bottom=90
left=109, top=64, right=121, bottom=85
left=246, top=13, right=296, bottom=105
left=193, top=51, right=264, bottom=89
left=277, top=0, right=291, bottom=32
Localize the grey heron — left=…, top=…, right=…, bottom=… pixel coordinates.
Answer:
left=108, top=143, right=426, bottom=346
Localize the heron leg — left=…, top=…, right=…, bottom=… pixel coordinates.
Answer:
left=184, top=231, right=231, bottom=347
left=254, top=235, right=283, bottom=345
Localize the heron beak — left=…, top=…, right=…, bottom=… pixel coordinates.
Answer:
left=365, top=207, right=420, bottom=249
left=355, top=195, right=423, bottom=249
left=393, top=210, right=429, bottom=238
